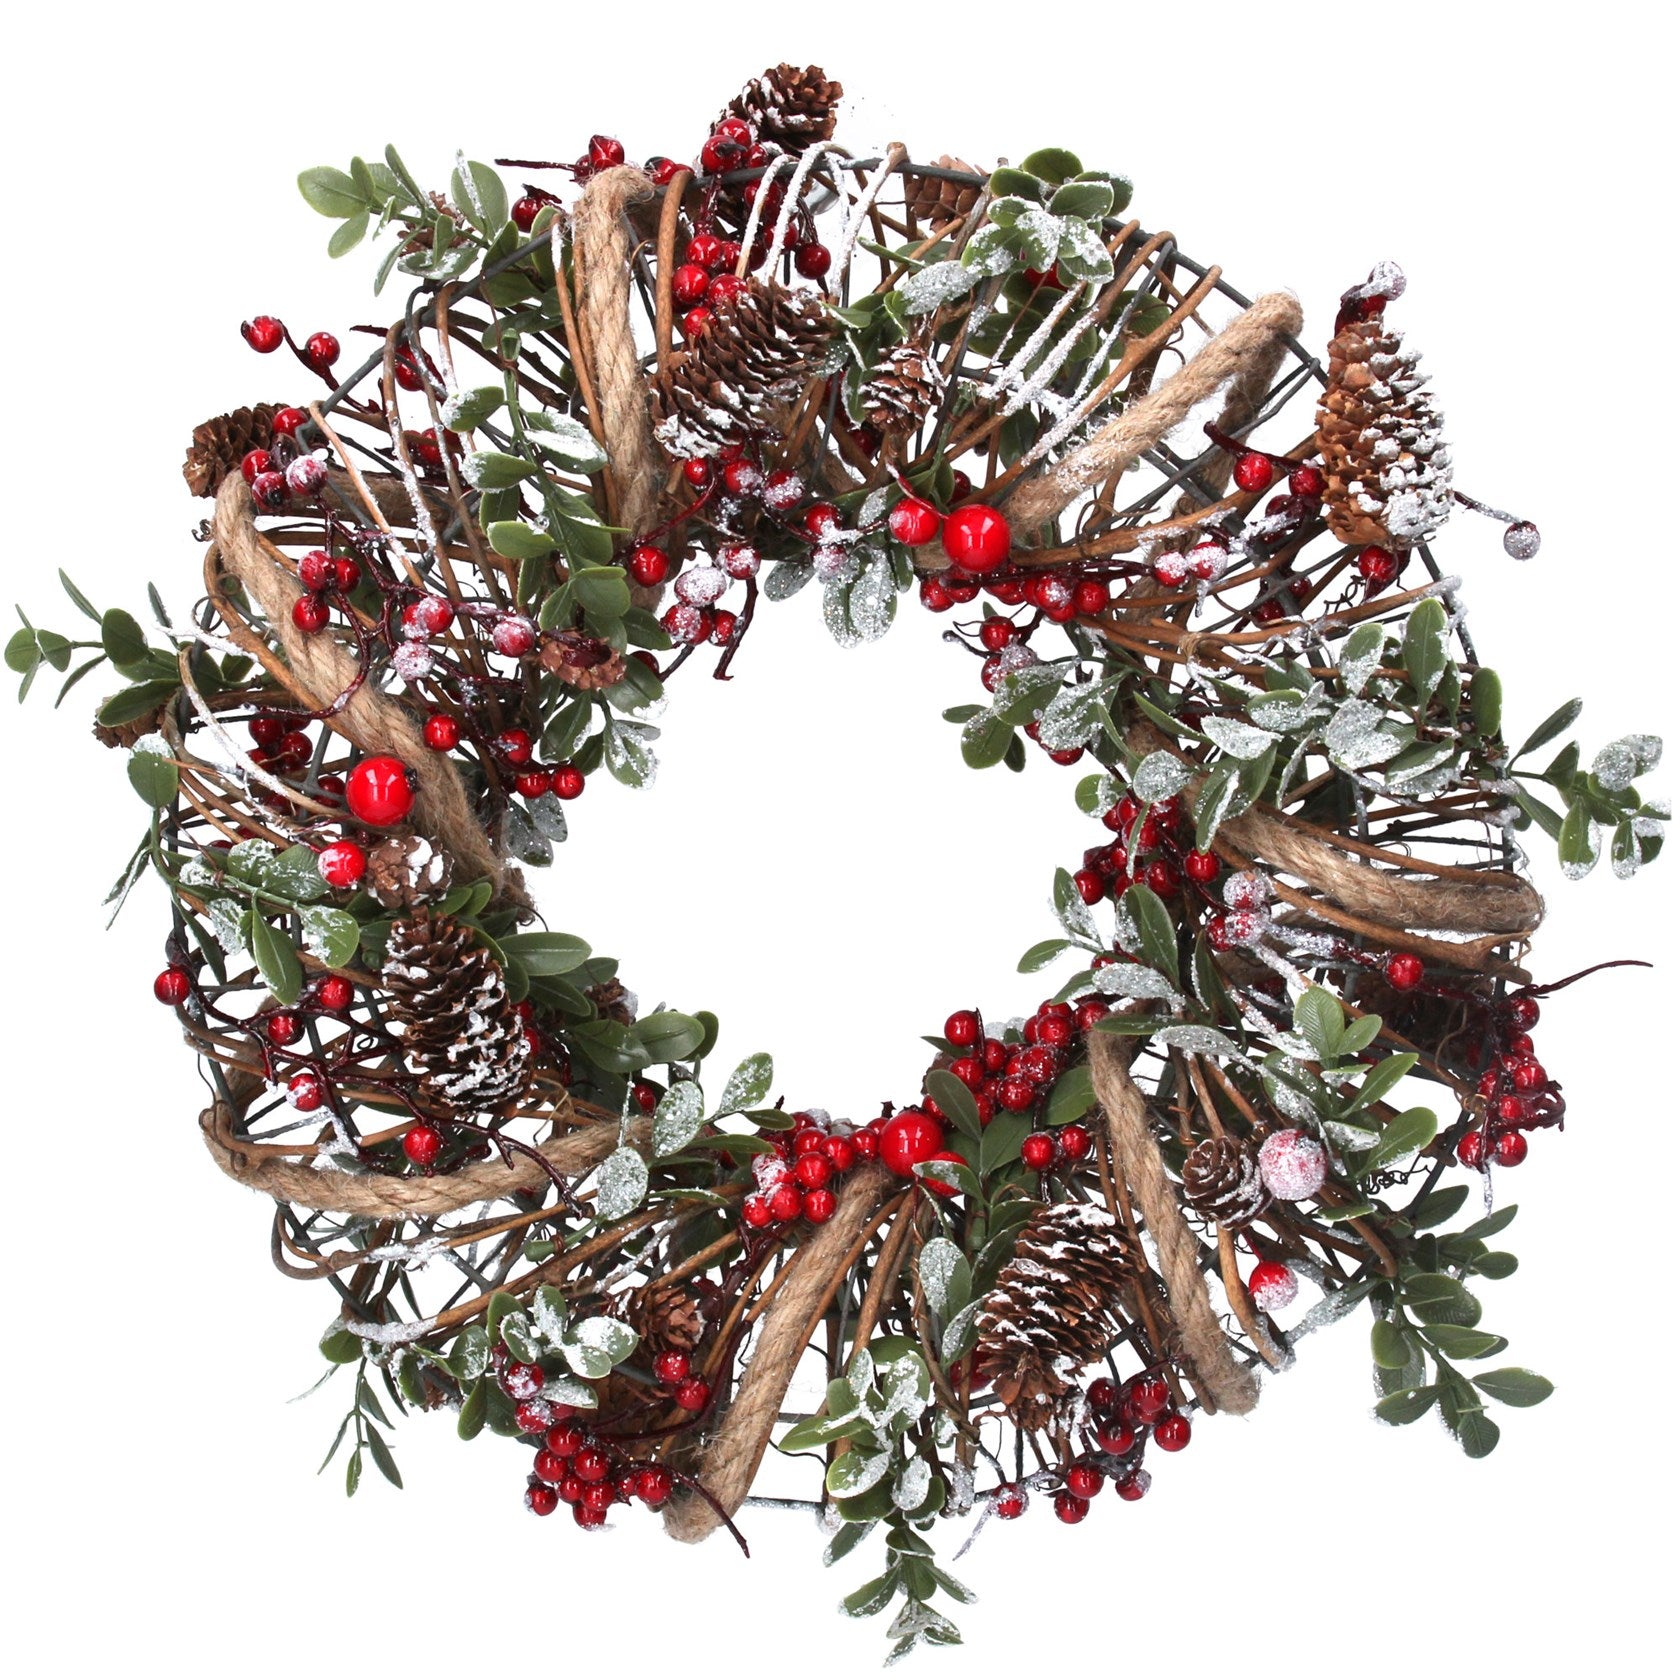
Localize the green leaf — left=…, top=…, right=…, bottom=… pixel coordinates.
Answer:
left=499, top=930, right=590, bottom=975
left=926, top=1069, right=981, bottom=1141
left=1402, top=1274, right=1482, bottom=1327
left=1409, top=1184, right=1469, bottom=1229
left=961, top=711, right=1015, bottom=770
left=1045, top=1063, right=1095, bottom=1130
left=1122, top=882, right=1179, bottom=981
left=319, top=1322, right=362, bottom=1364
left=1470, top=667, right=1502, bottom=736
left=1459, top=1204, right=1519, bottom=1243
left=919, top=1237, right=972, bottom=1319
left=571, top=565, right=632, bottom=622
left=1455, top=1409, right=1501, bottom=1458
left=443, top=386, right=506, bottom=432
left=718, top=1053, right=773, bottom=1114
left=841, top=1570, right=899, bottom=1619
left=1558, top=800, right=1597, bottom=875
left=1047, top=179, right=1113, bottom=218
left=298, top=165, right=366, bottom=218
left=980, top=1111, right=1032, bottom=1178
left=1469, top=1250, right=1518, bottom=1280
left=127, top=744, right=179, bottom=806
left=1510, top=784, right=1564, bottom=841
left=249, top=912, right=303, bottom=1005
left=1374, top=1385, right=1440, bottom=1425
left=97, top=679, right=180, bottom=727
left=486, top=520, right=556, bottom=560
left=1402, top=597, right=1449, bottom=702
left=1514, top=698, right=1582, bottom=761
left=1423, top=1326, right=1509, bottom=1361
left=1352, top=1052, right=1418, bottom=1111
left=595, top=1146, right=649, bottom=1220
left=1018, top=937, right=1073, bottom=973
left=365, top=1429, right=402, bottom=1488
left=345, top=1448, right=363, bottom=1496
left=561, top=1316, right=638, bottom=1377
left=1364, top=1106, right=1438, bottom=1172
left=301, top=906, right=361, bottom=969
left=636, top=1010, right=706, bottom=1064
left=100, top=607, right=148, bottom=672
left=450, top=158, right=509, bottom=233
left=5, top=627, right=39, bottom=675
left=1193, top=757, right=1241, bottom=848
left=1019, top=147, right=1083, bottom=184
left=58, top=571, right=102, bottom=623
left=465, top=450, right=537, bottom=489
left=457, top=1375, right=488, bottom=1439
left=987, top=167, right=1044, bottom=200
left=1370, top=1319, right=1411, bottom=1370
left=1293, top=986, right=1343, bottom=1062
left=327, top=213, right=369, bottom=258
left=827, top=1448, right=893, bottom=1499
left=1472, top=1367, right=1553, bottom=1407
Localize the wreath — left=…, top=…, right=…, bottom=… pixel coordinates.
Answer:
left=11, top=63, right=1667, bottom=1663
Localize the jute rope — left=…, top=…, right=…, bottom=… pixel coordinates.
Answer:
left=1005, top=293, right=1306, bottom=529
left=572, top=165, right=666, bottom=550
left=1088, top=1030, right=1259, bottom=1415
left=210, top=476, right=511, bottom=894
left=200, top=1087, right=644, bottom=1218
left=663, top=1162, right=897, bottom=1543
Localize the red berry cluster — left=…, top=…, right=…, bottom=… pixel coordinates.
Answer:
left=743, top=1111, right=880, bottom=1229
left=518, top=1407, right=675, bottom=1529
left=1075, top=791, right=1199, bottom=908
left=934, top=1000, right=1107, bottom=1148
left=1458, top=994, right=1554, bottom=1169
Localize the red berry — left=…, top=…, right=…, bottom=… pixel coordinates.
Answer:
left=1505, top=996, right=1541, bottom=1031
left=994, top=1486, right=1027, bottom=1520
left=674, top=1377, right=711, bottom=1412
left=515, top=1400, right=556, bottom=1434
left=423, top=713, right=461, bottom=752
left=1457, top=1130, right=1490, bottom=1169
left=803, top=1187, right=838, bottom=1223
left=1073, top=579, right=1110, bottom=615
left=316, top=975, right=354, bottom=1012
left=627, top=544, right=671, bottom=588
left=572, top=1444, right=610, bottom=1483
left=821, top=1135, right=856, bottom=1173
left=1066, top=1464, right=1103, bottom=1499
left=919, top=577, right=954, bottom=612
left=291, top=595, right=329, bottom=634
left=333, top=557, right=361, bottom=592
left=1510, top=1059, right=1548, bottom=1092
left=1021, top=1133, right=1056, bottom=1171
left=742, top=1193, right=773, bottom=1229
left=241, top=448, right=274, bottom=484
left=493, top=616, right=537, bottom=658
left=998, top=1077, right=1037, bottom=1114
left=316, top=839, right=367, bottom=889
left=682, top=305, right=713, bottom=336
left=589, top=135, right=625, bottom=171
left=1054, top=1490, right=1089, bottom=1524
left=879, top=1109, right=944, bottom=1177
left=1153, top=1414, right=1191, bottom=1452
left=266, top=1011, right=302, bottom=1046
left=303, top=331, right=340, bottom=373
left=1144, top=857, right=1179, bottom=896
left=1233, top=452, right=1273, bottom=493
left=794, top=1153, right=833, bottom=1191
left=672, top=264, right=710, bottom=306
left=512, top=195, right=544, bottom=232
left=1095, top=1422, right=1135, bottom=1455
left=286, top=1070, right=325, bottom=1112
left=1184, top=849, right=1220, bottom=884
left=525, top=1484, right=559, bottom=1516
left=1356, top=545, right=1400, bottom=587
left=1385, top=952, right=1425, bottom=991
left=572, top=1503, right=605, bottom=1529
left=1288, top=465, right=1326, bottom=498
left=533, top=1449, right=568, bottom=1484
left=552, top=764, right=585, bottom=800
left=154, top=966, right=192, bottom=1006
left=515, top=768, right=552, bottom=800
left=637, top=1466, right=674, bottom=1505
left=768, top=1182, right=803, bottom=1222
left=1073, top=868, right=1106, bottom=906
left=1248, top=1260, right=1298, bottom=1312
left=298, top=549, right=333, bottom=591
left=1074, top=998, right=1109, bottom=1033
left=944, top=1010, right=981, bottom=1048
left=878, top=495, right=941, bottom=552
left=653, top=1350, right=690, bottom=1386
left=1058, top=1124, right=1092, bottom=1161
left=1130, top=1376, right=1171, bottom=1421
left=1493, top=1131, right=1529, bottom=1167
left=941, top=504, right=1012, bottom=574
left=794, top=242, right=832, bottom=279
left=707, top=273, right=748, bottom=306
left=1116, top=1471, right=1151, bottom=1502
left=242, top=316, right=285, bottom=353
left=494, top=728, right=533, bottom=765
left=345, top=756, right=415, bottom=826
left=403, top=594, right=456, bottom=638
left=982, top=1038, right=1009, bottom=1075
left=403, top=1124, right=443, bottom=1167
left=1087, top=1377, right=1119, bottom=1414
left=979, top=617, right=1017, bottom=653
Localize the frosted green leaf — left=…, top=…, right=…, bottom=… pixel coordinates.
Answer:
left=1591, top=733, right=1662, bottom=794
left=718, top=1053, right=773, bottom=1115
left=1133, top=750, right=1191, bottom=803
left=652, top=1081, right=705, bottom=1155
left=562, top=1316, right=637, bottom=1379
left=1155, top=1024, right=1243, bottom=1058
left=596, top=1145, right=648, bottom=1219
left=531, top=412, right=608, bottom=472
left=301, top=906, right=360, bottom=969
left=1201, top=716, right=1277, bottom=760
left=827, top=1448, right=892, bottom=1498
left=918, top=1238, right=970, bottom=1319
left=897, top=260, right=977, bottom=315
left=1326, top=700, right=1410, bottom=769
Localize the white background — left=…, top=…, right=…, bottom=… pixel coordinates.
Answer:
left=3, top=3, right=1674, bottom=1673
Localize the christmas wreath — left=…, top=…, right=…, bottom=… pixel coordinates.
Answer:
left=12, top=63, right=1668, bottom=1663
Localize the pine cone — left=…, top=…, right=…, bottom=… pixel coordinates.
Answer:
left=1315, top=304, right=1453, bottom=550
left=365, top=835, right=452, bottom=910
left=860, top=333, right=946, bottom=437
left=905, top=157, right=982, bottom=228
left=93, top=705, right=168, bottom=749
left=623, top=1278, right=705, bottom=1356
left=183, top=403, right=285, bottom=498
left=973, top=1202, right=1138, bottom=1431
left=382, top=911, right=531, bottom=1115
left=586, top=978, right=636, bottom=1027
left=1181, top=1137, right=1270, bottom=1230
left=723, top=64, right=841, bottom=153
left=652, top=279, right=835, bottom=459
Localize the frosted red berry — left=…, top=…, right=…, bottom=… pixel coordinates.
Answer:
left=241, top=316, right=284, bottom=353
left=1385, top=952, right=1425, bottom=990
left=994, top=1486, right=1027, bottom=1520
left=316, top=839, right=367, bottom=888
left=1233, top=452, right=1273, bottom=493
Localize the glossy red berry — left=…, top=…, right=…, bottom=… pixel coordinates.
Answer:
left=1095, top=1422, right=1135, bottom=1455
left=533, top=1449, right=568, bottom=1484
left=1288, top=464, right=1326, bottom=499
left=1385, top=952, right=1425, bottom=991
left=1058, top=1124, right=1092, bottom=1161
left=879, top=492, right=939, bottom=549
left=286, top=1070, right=325, bottom=1112
left=821, top=1135, right=856, bottom=1173
left=266, top=1012, right=302, bottom=1046
left=674, top=1377, right=711, bottom=1412
left=768, top=1182, right=803, bottom=1222
left=707, top=273, right=749, bottom=306
left=154, top=966, right=192, bottom=1005
left=1233, top=452, right=1273, bottom=493
left=423, top=713, right=461, bottom=752
left=1073, top=868, right=1105, bottom=906
left=1116, top=1471, right=1151, bottom=1501
left=1153, top=1414, right=1191, bottom=1452
left=241, top=448, right=275, bottom=484
left=494, top=728, right=533, bottom=766
left=1457, top=1130, right=1490, bottom=1169
left=794, top=1153, right=832, bottom=1191
left=1493, top=1131, right=1529, bottom=1167
left=552, top=764, right=585, bottom=800
left=345, top=756, right=415, bottom=826
left=572, top=1444, right=610, bottom=1483
left=298, top=549, right=333, bottom=592
left=1130, top=1376, right=1171, bottom=1421
left=316, top=839, right=367, bottom=889
left=945, top=1010, right=981, bottom=1048
left=1074, top=998, right=1110, bottom=1033
left=1054, top=1490, right=1090, bottom=1524
left=515, top=768, right=552, bottom=799
left=316, top=975, right=354, bottom=1013
left=794, top=242, right=832, bottom=279
left=1510, top=1059, right=1548, bottom=1092
left=742, top=1194, right=773, bottom=1229
left=994, top=1486, right=1027, bottom=1520
left=525, top=1483, right=559, bottom=1516
left=1505, top=996, right=1541, bottom=1031
left=672, top=263, right=710, bottom=307
left=1356, top=545, right=1400, bottom=587
left=1248, top=1260, right=1298, bottom=1311
left=242, top=316, right=285, bottom=353
left=941, top=504, right=1012, bottom=574
left=291, top=596, right=328, bottom=634
left=1073, top=579, right=1110, bottom=615
left=303, top=331, right=340, bottom=373
left=879, top=1109, right=944, bottom=1177
left=803, top=1187, right=838, bottom=1223
left=588, top=135, right=625, bottom=171
left=493, top=616, right=537, bottom=658
left=637, top=1466, right=674, bottom=1505
left=1021, top=1133, right=1056, bottom=1172
left=1184, top=849, right=1220, bottom=884
left=919, top=577, right=954, bottom=612
left=652, top=1350, right=690, bottom=1386
left=998, top=1077, right=1037, bottom=1114
left=1062, top=1464, right=1102, bottom=1501
left=512, top=194, right=545, bottom=232
left=627, top=544, right=671, bottom=588
left=403, top=1123, right=443, bottom=1167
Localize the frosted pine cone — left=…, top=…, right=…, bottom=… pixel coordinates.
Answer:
left=382, top=912, right=531, bottom=1115
left=722, top=64, right=841, bottom=153
left=623, top=1278, right=705, bottom=1356
left=860, top=334, right=946, bottom=437
left=182, top=403, right=285, bottom=497
left=1315, top=295, right=1453, bottom=550
left=652, top=280, right=834, bottom=459
left=972, top=1202, right=1138, bottom=1431
left=1181, top=1136, right=1270, bottom=1230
